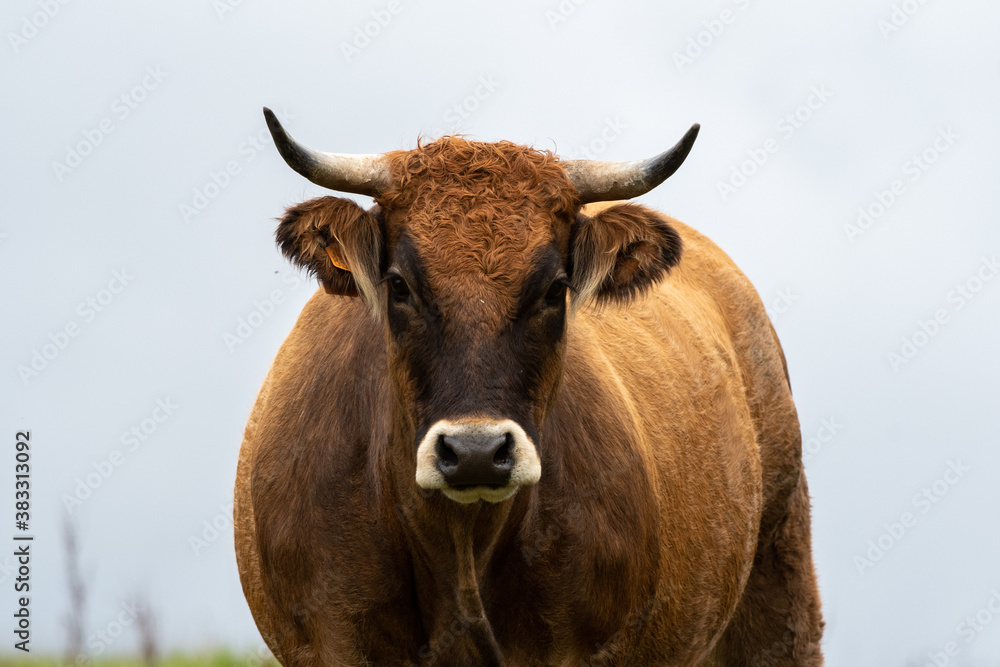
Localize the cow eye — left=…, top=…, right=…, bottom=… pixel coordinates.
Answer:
left=387, top=275, right=411, bottom=302
left=543, top=278, right=571, bottom=307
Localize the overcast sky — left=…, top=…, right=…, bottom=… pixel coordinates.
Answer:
left=2, top=0, right=999, bottom=664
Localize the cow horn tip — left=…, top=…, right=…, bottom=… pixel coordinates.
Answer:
left=684, top=123, right=701, bottom=147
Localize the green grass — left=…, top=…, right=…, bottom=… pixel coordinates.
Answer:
left=0, top=651, right=278, bottom=667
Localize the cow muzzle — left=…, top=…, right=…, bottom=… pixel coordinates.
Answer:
left=415, top=419, right=541, bottom=504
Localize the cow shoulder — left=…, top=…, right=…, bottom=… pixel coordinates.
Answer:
left=238, top=290, right=412, bottom=655
left=659, top=216, right=803, bottom=538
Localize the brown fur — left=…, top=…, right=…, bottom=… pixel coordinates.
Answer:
left=236, top=137, right=823, bottom=665
left=380, top=138, right=577, bottom=330
left=275, top=197, right=383, bottom=307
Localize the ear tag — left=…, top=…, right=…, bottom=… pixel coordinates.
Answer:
left=325, top=246, right=351, bottom=272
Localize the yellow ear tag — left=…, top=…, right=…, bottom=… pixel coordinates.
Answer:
left=325, top=246, right=350, bottom=272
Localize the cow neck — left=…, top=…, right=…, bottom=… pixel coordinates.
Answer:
left=402, top=490, right=524, bottom=664
left=390, top=419, right=530, bottom=663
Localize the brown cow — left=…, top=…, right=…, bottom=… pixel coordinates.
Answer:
left=234, top=108, right=824, bottom=666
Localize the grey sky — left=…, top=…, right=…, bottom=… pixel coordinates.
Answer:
left=2, top=0, right=999, bottom=664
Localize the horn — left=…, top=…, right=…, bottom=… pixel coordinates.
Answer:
left=561, top=124, right=700, bottom=204
left=263, top=107, right=391, bottom=197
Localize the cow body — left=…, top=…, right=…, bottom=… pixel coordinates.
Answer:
left=235, top=200, right=823, bottom=665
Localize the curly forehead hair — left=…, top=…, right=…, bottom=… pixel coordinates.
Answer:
left=380, top=137, right=578, bottom=216
left=375, top=137, right=580, bottom=295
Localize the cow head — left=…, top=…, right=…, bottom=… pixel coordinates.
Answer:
left=264, top=108, right=697, bottom=504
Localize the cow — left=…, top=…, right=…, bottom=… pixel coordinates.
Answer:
left=234, top=107, right=824, bottom=666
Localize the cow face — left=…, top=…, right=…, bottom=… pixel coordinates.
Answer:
left=273, top=136, right=684, bottom=504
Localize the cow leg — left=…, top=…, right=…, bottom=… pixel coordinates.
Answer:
left=711, top=468, right=824, bottom=666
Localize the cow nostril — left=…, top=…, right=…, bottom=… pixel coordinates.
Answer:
left=493, top=433, right=513, bottom=469
left=435, top=431, right=515, bottom=487
left=436, top=435, right=459, bottom=471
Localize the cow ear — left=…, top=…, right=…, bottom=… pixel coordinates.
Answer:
left=275, top=196, right=384, bottom=308
left=569, top=202, right=682, bottom=309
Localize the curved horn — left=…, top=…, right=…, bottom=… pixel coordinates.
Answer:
left=561, top=124, right=700, bottom=204
left=263, top=107, right=391, bottom=197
